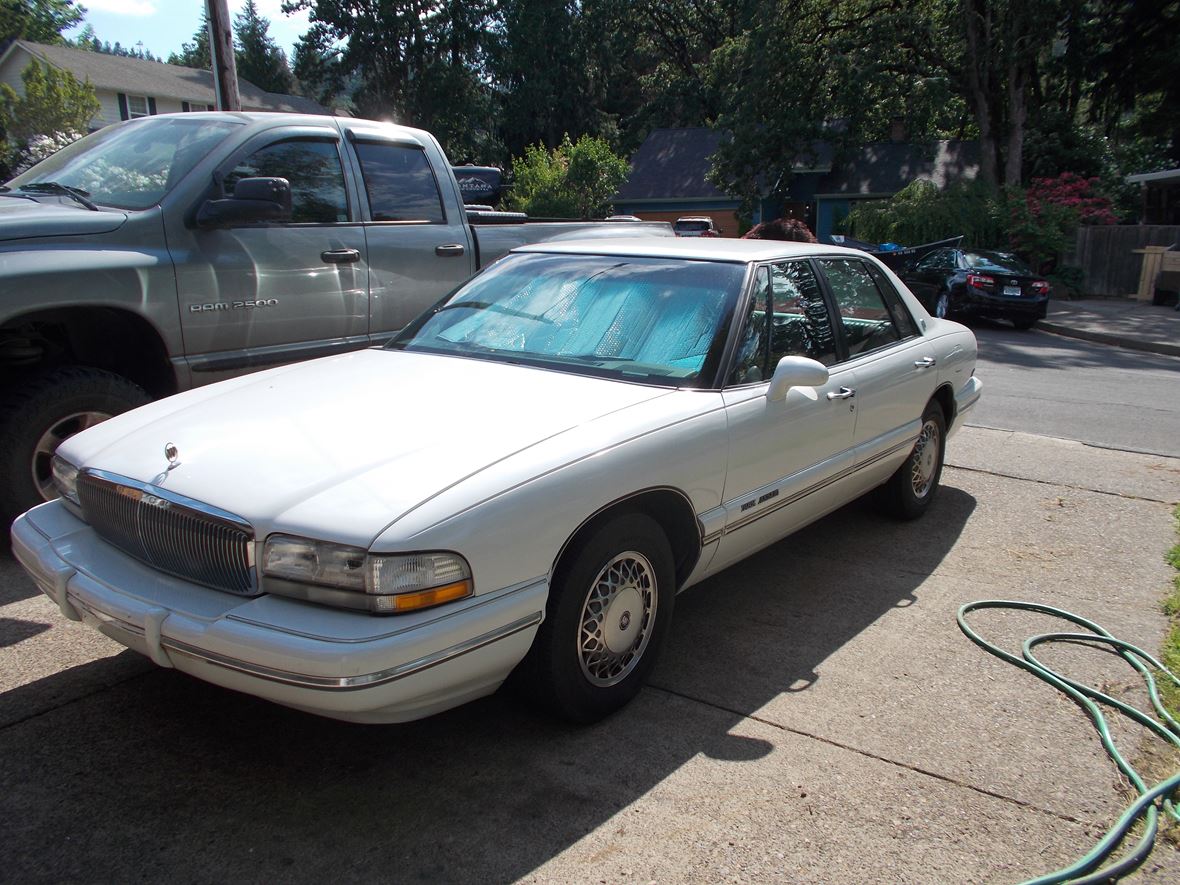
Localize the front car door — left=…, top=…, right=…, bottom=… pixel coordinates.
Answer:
left=169, top=125, right=369, bottom=385
left=339, top=124, right=476, bottom=342
left=707, top=259, right=858, bottom=575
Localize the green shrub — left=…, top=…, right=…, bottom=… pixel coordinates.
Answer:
left=840, top=180, right=1007, bottom=247
left=504, top=134, right=629, bottom=219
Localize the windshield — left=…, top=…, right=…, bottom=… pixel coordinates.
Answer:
left=963, top=251, right=1033, bottom=274
left=6, top=116, right=240, bottom=209
left=390, top=252, right=745, bottom=388
left=675, top=219, right=712, bottom=232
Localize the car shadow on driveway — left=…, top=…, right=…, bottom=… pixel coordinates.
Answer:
left=0, top=487, right=976, bottom=883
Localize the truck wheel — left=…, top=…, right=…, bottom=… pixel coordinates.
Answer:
left=0, top=367, right=149, bottom=528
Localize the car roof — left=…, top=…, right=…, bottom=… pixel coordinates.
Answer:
left=515, top=237, right=869, bottom=264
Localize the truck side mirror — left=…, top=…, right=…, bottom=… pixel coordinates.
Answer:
left=196, top=177, right=292, bottom=227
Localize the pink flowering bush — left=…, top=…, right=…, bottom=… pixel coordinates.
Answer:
left=1025, top=173, right=1118, bottom=226
left=1008, top=173, right=1116, bottom=277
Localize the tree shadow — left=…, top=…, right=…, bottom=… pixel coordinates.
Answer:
left=0, top=486, right=975, bottom=883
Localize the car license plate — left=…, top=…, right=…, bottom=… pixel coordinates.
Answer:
left=1003, top=285, right=1022, bottom=297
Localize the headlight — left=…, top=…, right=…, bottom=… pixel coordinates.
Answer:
left=262, top=534, right=473, bottom=614
left=51, top=456, right=81, bottom=507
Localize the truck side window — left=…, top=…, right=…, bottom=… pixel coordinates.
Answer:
left=353, top=142, right=446, bottom=223
left=225, top=139, right=348, bottom=224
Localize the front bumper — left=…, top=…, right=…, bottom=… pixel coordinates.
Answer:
left=13, top=501, right=545, bottom=723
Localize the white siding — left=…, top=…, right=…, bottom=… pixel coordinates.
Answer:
left=95, top=89, right=122, bottom=128
left=0, top=47, right=33, bottom=92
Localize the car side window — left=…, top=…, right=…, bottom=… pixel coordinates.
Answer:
left=866, top=264, right=919, bottom=338
left=225, top=138, right=348, bottom=224
left=768, top=260, right=838, bottom=366
left=353, top=142, right=447, bottom=223
left=728, top=266, right=771, bottom=385
left=818, top=258, right=902, bottom=357
left=915, top=250, right=944, bottom=272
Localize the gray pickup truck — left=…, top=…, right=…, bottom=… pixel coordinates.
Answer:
left=0, top=112, right=670, bottom=526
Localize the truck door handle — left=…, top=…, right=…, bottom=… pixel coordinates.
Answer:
left=435, top=243, right=466, bottom=257
left=913, top=357, right=937, bottom=368
left=321, top=249, right=360, bottom=264
left=826, top=387, right=856, bottom=400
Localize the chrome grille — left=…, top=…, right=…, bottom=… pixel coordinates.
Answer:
left=78, top=471, right=257, bottom=595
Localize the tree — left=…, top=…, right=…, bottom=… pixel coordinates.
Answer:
left=235, top=0, right=296, bottom=94
left=503, top=134, right=629, bottom=218
left=0, top=0, right=83, bottom=45
left=0, top=60, right=98, bottom=169
left=167, top=12, right=211, bottom=69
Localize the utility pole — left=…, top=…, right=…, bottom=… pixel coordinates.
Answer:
left=206, top=0, right=240, bottom=111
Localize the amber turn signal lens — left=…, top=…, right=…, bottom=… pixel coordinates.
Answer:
left=380, top=580, right=473, bottom=613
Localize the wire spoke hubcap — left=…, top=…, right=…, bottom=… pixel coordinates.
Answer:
left=910, top=418, right=940, bottom=499
left=577, top=551, right=657, bottom=687
left=32, top=410, right=111, bottom=501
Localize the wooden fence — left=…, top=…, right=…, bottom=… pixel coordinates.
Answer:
left=1073, top=225, right=1180, bottom=297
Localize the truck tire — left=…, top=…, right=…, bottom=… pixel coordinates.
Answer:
left=0, top=367, right=149, bottom=530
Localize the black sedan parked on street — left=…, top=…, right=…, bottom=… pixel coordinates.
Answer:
left=901, top=247, right=1050, bottom=329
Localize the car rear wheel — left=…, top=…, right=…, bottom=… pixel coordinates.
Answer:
left=0, top=367, right=149, bottom=529
left=876, top=402, right=946, bottom=520
left=521, top=512, right=675, bottom=723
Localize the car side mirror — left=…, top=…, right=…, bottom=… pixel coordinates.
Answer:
left=766, top=355, right=829, bottom=402
left=196, top=177, right=292, bottom=228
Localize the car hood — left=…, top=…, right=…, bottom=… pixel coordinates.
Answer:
left=60, top=349, right=678, bottom=547
left=0, top=197, right=128, bottom=240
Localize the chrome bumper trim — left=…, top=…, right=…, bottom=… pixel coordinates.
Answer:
left=162, top=611, right=544, bottom=691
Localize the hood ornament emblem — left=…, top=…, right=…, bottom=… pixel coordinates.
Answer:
left=164, top=442, right=180, bottom=470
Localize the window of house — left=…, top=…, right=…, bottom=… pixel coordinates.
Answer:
left=353, top=142, right=446, bottom=223
left=127, top=95, right=149, bottom=118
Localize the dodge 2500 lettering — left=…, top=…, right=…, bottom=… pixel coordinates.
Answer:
left=0, top=112, right=671, bottom=526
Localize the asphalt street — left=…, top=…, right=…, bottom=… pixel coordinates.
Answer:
left=2, top=329, right=1180, bottom=883
left=969, top=319, right=1180, bottom=458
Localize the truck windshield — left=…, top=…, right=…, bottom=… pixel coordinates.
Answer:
left=6, top=117, right=240, bottom=209
left=390, top=252, right=744, bottom=388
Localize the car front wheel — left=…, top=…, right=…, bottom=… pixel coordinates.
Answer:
left=876, top=402, right=946, bottom=520
left=523, top=512, right=675, bottom=723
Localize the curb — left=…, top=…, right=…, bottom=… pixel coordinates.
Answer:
left=1037, top=320, right=1180, bottom=358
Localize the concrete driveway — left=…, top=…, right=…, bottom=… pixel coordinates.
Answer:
left=2, top=425, right=1178, bottom=883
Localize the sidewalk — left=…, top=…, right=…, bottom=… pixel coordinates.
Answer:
left=1039, top=296, right=1180, bottom=357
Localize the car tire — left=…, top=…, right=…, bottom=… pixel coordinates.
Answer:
left=522, top=512, right=676, bottom=723
left=933, top=290, right=951, bottom=319
left=876, top=402, right=946, bottom=521
left=0, top=367, right=149, bottom=529
left=1012, top=317, right=1037, bottom=330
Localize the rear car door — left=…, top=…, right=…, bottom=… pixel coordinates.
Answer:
left=815, top=257, right=937, bottom=479
left=340, top=125, right=476, bottom=342
left=170, top=125, right=369, bottom=385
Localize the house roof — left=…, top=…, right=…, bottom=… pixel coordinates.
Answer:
left=617, top=128, right=835, bottom=202
left=618, top=127, right=979, bottom=203
left=3, top=39, right=326, bottom=115
left=815, top=141, right=980, bottom=197
left=1126, top=168, right=1180, bottom=185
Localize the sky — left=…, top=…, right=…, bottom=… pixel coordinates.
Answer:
left=66, top=1, right=312, bottom=61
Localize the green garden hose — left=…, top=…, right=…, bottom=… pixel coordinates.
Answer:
left=957, top=600, right=1180, bottom=883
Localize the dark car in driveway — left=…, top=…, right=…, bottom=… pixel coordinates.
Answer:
left=902, top=247, right=1050, bottom=329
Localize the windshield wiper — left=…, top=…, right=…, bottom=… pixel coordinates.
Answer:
left=16, top=181, right=99, bottom=211
left=0, top=186, right=38, bottom=202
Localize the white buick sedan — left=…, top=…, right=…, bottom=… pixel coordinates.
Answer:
left=13, top=239, right=980, bottom=724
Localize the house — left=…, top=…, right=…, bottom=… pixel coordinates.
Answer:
left=1125, top=168, right=1180, bottom=225
left=0, top=39, right=326, bottom=130
left=613, top=128, right=833, bottom=238
left=615, top=127, right=979, bottom=242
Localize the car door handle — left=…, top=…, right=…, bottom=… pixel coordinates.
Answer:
left=826, top=387, right=856, bottom=400
left=435, top=243, right=466, bottom=257
left=321, top=249, right=360, bottom=264
left=913, top=357, right=937, bottom=368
